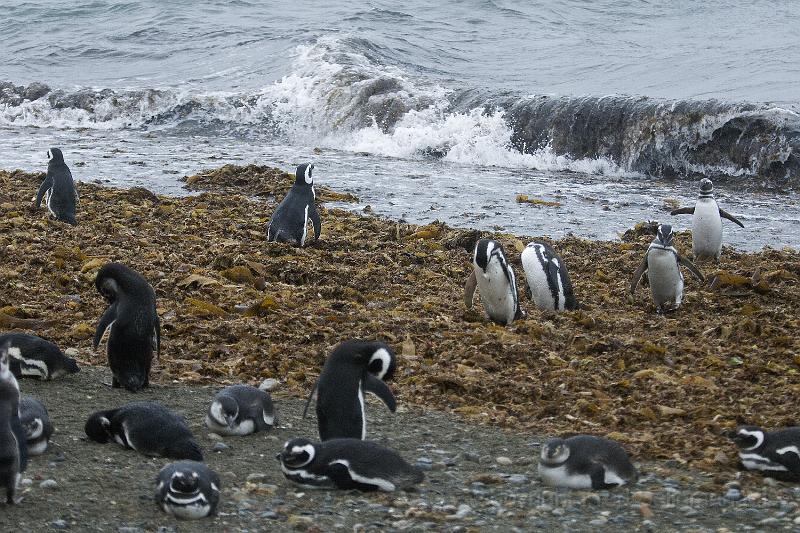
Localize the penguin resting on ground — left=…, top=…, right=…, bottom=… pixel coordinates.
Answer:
left=276, top=437, right=424, bottom=491
left=155, top=461, right=221, bottom=519
left=267, top=163, right=321, bottom=247
left=34, top=148, right=78, bottom=225
left=464, top=239, right=523, bottom=325
left=304, top=340, right=396, bottom=441
left=84, top=401, right=202, bottom=460
left=670, top=178, right=744, bottom=261
left=19, top=395, right=53, bottom=456
left=520, top=241, right=579, bottom=311
left=205, top=384, right=275, bottom=436
left=93, top=263, right=160, bottom=392
left=630, top=224, right=704, bottom=313
left=0, top=333, right=79, bottom=380
left=727, top=426, right=800, bottom=481
left=0, top=343, right=27, bottom=504
left=538, top=435, right=637, bottom=490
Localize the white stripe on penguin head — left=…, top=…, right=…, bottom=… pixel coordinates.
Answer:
left=369, top=348, right=392, bottom=380
left=304, top=164, right=313, bottom=184
left=737, top=428, right=765, bottom=451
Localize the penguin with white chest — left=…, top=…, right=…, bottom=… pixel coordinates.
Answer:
left=155, top=461, right=221, bottom=519
left=84, top=401, right=202, bottom=460
left=267, top=163, right=321, bottom=247
left=205, top=384, right=275, bottom=436
left=0, top=343, right=27, bottom=504
left=19, top=395, right=53, bottom=456
left=0, top=332, right=80, bottom=380
left=670, top=178, right=744, bottom=261
left=630, top=224, right=705, bottom=313
left=538, top=435, right=637, bottom=490
left=727, top=426, right=800, bottom=481
left=93, top=263, right=160, bottom=392
left=34, top=148, right=79, bottom=225
left=464, top=239, right=523, bottom=325
left=520, top=241, right=579, bottom=311
left=276, top=437, right=424, bottom=491
left=306, top=340, right=396, bottom=441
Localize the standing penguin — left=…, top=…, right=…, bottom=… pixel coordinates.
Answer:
left=277, top=438, right=424, bottom=491
left=630, top=224, right=705, bottom=313
left=307, top=340, right=396, bottom=441
left=93, top=263, right=160, bottom=392
left=727, top=426, right=800, bottom=480
left=538, top=435, right=637, bottom=490
left=267, top=163, right=321, bottom=247
left=0, top=343, right=27, bottom=504
left=670, top=178, right=744, bottom=261
left=155, top=461, right=221, bottom=519
left=464, top=239, right=523, bottom=325
left=19, top=395, right=53, bottom=456
left=205, top=384, right=275, bottom=436
left=0, top=332, right=80, bottom=380
left=34, top=148, right=78, bottom=225
left=520, top=241, right=579, bottom=311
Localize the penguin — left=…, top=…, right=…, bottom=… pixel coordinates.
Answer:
left=84, top=401, right=202, bottom=460
left=266, top=163, right=321, bottom=247
left=155, top=461, right=221, bottom=519
left=0, top=342, right=27, bottom=504
left=93, top=263, right=160, bottom=392
left=464, top=239, right=523, bottom=325
left=630, top=224, right=705, bottom=313
left=670, top=178, right=744, bottom=261
left=205, top=384, right=275, bottom=436
left=305, top=340, right=396, bottom=441
left=538, top=435, right=637, bottom=490
left=0, top=332, right=80, bottom=380
left=34, top=148, right=78, bottom=225
left=727, top=426, right=800, bottom=480
left=19, top=395, right=53, bottom=456
left=520, top=241, right=579, bottom=311
left=276, top=437, right=424, bottom=491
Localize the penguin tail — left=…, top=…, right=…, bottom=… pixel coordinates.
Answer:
left=171, top=439, right=203, bottom=461
left=123, top=375, right=144, bottom=392
left=60, top=214, right=77, bottom=225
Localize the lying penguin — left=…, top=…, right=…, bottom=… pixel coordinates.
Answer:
left=0, top=333, right=79, bottom=380
left=465, top=239, right=523, bottom=325
left=727, top=426, right=800, bottom=481
left=19, top=395, right=53, bottom=456
left=277, top=437, right=423, bottom=491
left=538, top=435, right=638, bottom=490
left=205, top=384, right=275, bottom=436
left=155, top=461, right=221, bottom=519
left=520, top=241, right=579, bottom=311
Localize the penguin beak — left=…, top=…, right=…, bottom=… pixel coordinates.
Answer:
left=226, top=415, right=236, bottom=428
left=274, top=452, right=282, bottom=462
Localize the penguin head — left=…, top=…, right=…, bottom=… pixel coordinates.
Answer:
left=277, top=438, right=315, bottom=468
left=294, top=163, right=314, bottom=186
left=84, top=411, right=114, bottom=443
left=699, top=178, right=714, bottom=195
left=65, top=357, right=81, bottom=374
left=728, top=425, right=765, bottom=451
left=367, top=343, right=396, bottom=381
left=96, top=273, right=120, bottom=303
left=170, top=469, right=200, bottom=494
left=47, top=148, right=65, bottom=165
left=540, top=437, right=571, bottom=465
left=473, top=239, right=506, bottom=273
left=209, top=396, right=238, bottom=428
left=655, top=224, right=674, bottom=247
left=23, top=418, right=44, bottom=440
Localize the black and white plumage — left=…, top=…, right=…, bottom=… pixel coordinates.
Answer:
left=93, top=263, right=160, bottom=392
left=0, top=332, right=79, bottom=380
left=520, top=241, right=579, bottom=311
left=630, top=224, right=704, bottom=313
left=538, top=435, right=637, bottom=490
left=155, top=461, right=221, bottom=519
left=276, top=438, right=424, bottom=491
left=266, top=163, right=321, bottom=247
left=0, top=342, right=27, bottom=504
left=34, top=148, right=78, bottom=225
left=84, top=401, right=202, bottom=461
left=305, top=340, right=396, bottom=441
left=464, top=239, right=523, bottom=325
left=205, top=384, right=275, bottom=436
left=728, top=426, right=800, bottom=481
left=19, top=395, right=53, bottom=456
left=670, top=178, right=744, bottom=261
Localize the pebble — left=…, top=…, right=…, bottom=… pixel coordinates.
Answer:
left=260, top=510, right=279, bottom=519
left=495, top=456, right=513, bottom=466
left=207, top=433, right=222, bottom=440
left=50, top=520, right=69, bottom=530
left=632, top=491, right=654, bottom=504
left=724, top=488, right=742, bottom=501
left=40, top=479, right=58, bottom=490
left=550, top=508, right=564, bottom=517
left=461, top=452, right=481, bottom=463
left=639, top=503, right=654, bottom=519
left=589, top=517, right=608, bottom=526
left=117, top=528, right=144, bottom=533
left=259, top=378, right=279, bottom=391
left=447, top=504, right=472, bottom=520
left=582, top=494, right=601, bottom=506
left=246, top=473, right=269, bottom=483
left=757, top=517, right=780, bottom=526
left=21, top=478, right=32, bottom=487
left=212, top=442, right=229, bottom=452
left=794, top=516, right=800, bottom=525
left=505, top=474, right=528, bottom=485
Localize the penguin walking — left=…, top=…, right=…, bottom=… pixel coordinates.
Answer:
left=538, top=435, right=637, bottom=490
left=277, top=438, right=424, bottom=491
left=93, top=263, right=160, bottom=392
left=520, top=241, right=579, bottom=311
left=205, top=384, right=275, bottom=436
left=727, top=426, right=800, bottom=480
left=267, top=163, right=321, bottom=247
left=84, top=401, right=202, bottom=460
left=34, top=148, right=78, bottom=225
left=155, top=461, right=221, bottom=519
left=464, top=239, right=523, bottom=325
left=670, top=178, right=744, bottom=261
left=305, top=340, right=396, bottom=441
left=0, top=343, right=27, bottom=504
left=19, top=395, right=53, bottom=456
left=630, top=224, right=704, bottom=313
left=0, top=333, right=80, bottom=380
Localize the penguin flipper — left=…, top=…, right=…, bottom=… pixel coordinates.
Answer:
left=310, top=206, right=321, bottom=241
left=363, top=374, right=397, bottom=413
left=34, top=177, right=53, bottom=208
left=719, top=208, right=745, bottom=228
left=677, top=254, right=705, bottom=282
left=670, top=206, right=694, bottom=216
left=93, top=304, right=117, bottom=349
left=588, top=463, right=620, bottom=490
left=464, top=271, right=477, bottom=309
left=630, top=255, right=649, bottom=294
left=153, top=313, right=161, bottom=358
left=301, top=381, right=318, bottom=419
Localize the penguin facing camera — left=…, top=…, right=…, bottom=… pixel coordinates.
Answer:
left=19, top=395, right=53, bottom=456
left=155, top=461, right=221, bottom=519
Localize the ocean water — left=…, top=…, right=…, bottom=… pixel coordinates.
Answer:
left=1, top=1, right=799, bottom=249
